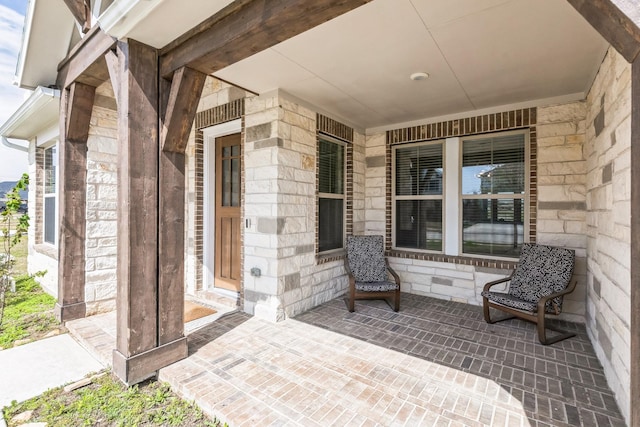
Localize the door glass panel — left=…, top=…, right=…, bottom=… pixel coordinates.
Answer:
left=221, top=145, right=241, bottom=207
left=222, top=159, right=231, bottom=206
left=231, top=158, right=240, bottom=206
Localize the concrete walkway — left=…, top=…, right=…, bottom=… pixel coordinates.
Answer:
left=0, top=334, right=104, bottom=409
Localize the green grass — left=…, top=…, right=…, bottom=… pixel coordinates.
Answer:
left=9, top=235, right=28, bottom=276
left=0, top=274, right=58, bottom=349
left=3, top=372, right=223, bottom=427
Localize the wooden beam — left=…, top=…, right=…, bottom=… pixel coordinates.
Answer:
left=157, top=68, right=204, bottom=346
left=104, top=50, right=120, bottom=108
left=62, top=0, right=91, bottom=33
left=566, top=0, right=640, bottom=63
left=54, top=82, right=96, bottom=322
left=57, top=26, right=116, bottom=90
left=115, top=39, right=159, bottom=358
left=159, top=0, right=372, bottom=78
left=161, top=67, right=206, bottom=153
left=631, top=55, right=640, bottom=427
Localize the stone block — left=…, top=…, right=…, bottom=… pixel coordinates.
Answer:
left=537, top=123, right=579, bottom=138
left=538, top=219, right=565, bottom=233
left=86, top=221, right=117, bottom=238
left=538, top=145, right=584, bottom=163
left=538, top=102, right=586, bottom=124
left=538, top=184, right=585, bottom=202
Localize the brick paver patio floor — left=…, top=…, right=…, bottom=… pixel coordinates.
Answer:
left=68, top=293, right=626, bottom=426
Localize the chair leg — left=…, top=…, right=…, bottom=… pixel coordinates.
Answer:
left=483, top=298, right=492, bottom=323
left=537, top=312, right=575, bottom=345
left=483, top=299, right=516, bottom=324
left=347, top=287, right=355, bottom=312
left=393, top=290, right=400, bottom=312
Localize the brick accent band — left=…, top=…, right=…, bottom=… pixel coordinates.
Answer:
left=317, top=113, right=354, bottom=143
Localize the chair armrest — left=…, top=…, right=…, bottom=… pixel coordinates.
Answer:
left=482, top=276, right=512, bottom=293
left=537, top=277, right=577, bottom=314
left=385, top=259, right=401, bottom=286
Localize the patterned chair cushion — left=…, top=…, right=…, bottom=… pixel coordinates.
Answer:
left=355, top=281, right=399, bottom=292
left=509, top=243, right=575, bottom=313
left=480, top=290, right=537, bottom=312
left=346, top=235, right=387, bottom=283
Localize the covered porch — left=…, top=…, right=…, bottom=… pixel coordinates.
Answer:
left=16, top=0, right=636, bottom=424
left=67, top=294, right=625, bottom=426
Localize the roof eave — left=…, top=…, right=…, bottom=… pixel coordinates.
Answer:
left=0, top=86, right=60, bottom=141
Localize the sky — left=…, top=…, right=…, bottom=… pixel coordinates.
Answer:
left=0, top=0, right=29, bottom=182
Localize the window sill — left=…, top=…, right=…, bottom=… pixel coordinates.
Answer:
left=387, top=249, right=517, bottom=270
left=34, top=243, right=58, bottom=260
left=316, top=249, right=345, bottom=265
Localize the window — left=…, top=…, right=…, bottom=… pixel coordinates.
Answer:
left=392, top=130, right=528, bottom=259
left=394, top=142, right=443, bottom=251
left=461, top=133, right=525, bottom=257
left=44, top=145, right=57, bottom=245
left=318, top=137, right=345, bottom=253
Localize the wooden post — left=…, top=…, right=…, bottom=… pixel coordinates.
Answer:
left=55, top=82, right=95, bottom=322
left=158, top=67, right=206, bottom=346
left=111, top=40, right=196, bottom=385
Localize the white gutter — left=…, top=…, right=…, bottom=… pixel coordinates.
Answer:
left=1, top=137, right=28, bottom=152
left=98, top=0, right=165, bottom=40
left=0, top=86, right=60, bottom=142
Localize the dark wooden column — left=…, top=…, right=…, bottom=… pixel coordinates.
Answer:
left=158, top=67, right=206, bottom=346
left=111, top=41, right=202, bottom=385
left=111, top=39, right=175, bottom=385
left=55, top=82, right=96, bottom=322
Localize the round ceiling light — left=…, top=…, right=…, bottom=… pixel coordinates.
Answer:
left=410, top=72, right=430, bottom=81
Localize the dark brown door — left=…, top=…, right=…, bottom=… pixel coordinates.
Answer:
left=215, top=133, right=241, bottom=291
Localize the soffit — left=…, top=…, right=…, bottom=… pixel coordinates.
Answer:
left=17, top=0, right=76, bottom=89
left=213, top=0, right=609, bottom=130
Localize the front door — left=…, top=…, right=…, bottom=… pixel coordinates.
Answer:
left=214, top=133, right=241, bottom=291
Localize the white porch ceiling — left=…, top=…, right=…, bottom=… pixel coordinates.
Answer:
left=17, top=0, right=608, bottom=132
left=213, top=0, right=609, bottom=131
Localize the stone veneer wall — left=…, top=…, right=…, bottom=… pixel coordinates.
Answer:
left=536, top=101, right=588, bottom=320
left=584, top=46, right=631, bottom=423
left=83, top=81, right=119, bottom=315
left=364, top=105, right=588, bottom=321
left=242, top=91, right=365, bottom=320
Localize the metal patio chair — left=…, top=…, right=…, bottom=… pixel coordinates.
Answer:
left=481, top=243, right=577, bottom=345
left=344, top=235, right=401, bottom=312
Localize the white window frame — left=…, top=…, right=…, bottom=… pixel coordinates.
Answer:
left=459, top=130, right=530, bottom=260
left=391, top=129, right=530, bottom=260
left=391, top=139, right=445, bottom=253
left=43, top=143, right=58, bottom=246
left=317, top=135, right=346, bottom=255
